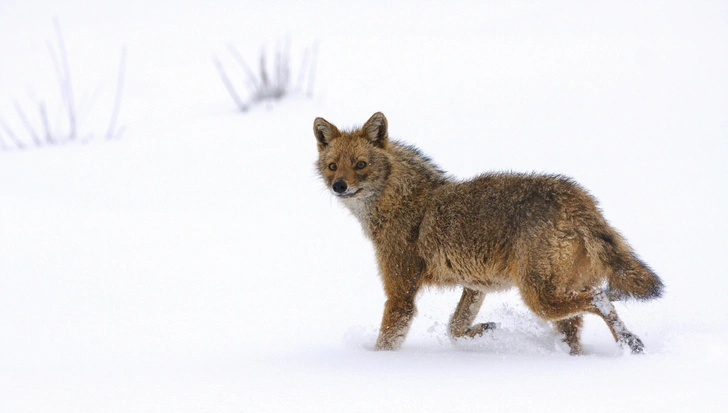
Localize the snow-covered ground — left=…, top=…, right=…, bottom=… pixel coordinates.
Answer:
left=1, top=1, right=726, bottom=411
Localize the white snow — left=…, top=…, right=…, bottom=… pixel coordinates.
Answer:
left=1, top=0, right=726, bottom=412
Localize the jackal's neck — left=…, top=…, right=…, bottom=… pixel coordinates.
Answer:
left=340, top=194, right=378, bottom=239
left=341, top=141, right=449, bottom=240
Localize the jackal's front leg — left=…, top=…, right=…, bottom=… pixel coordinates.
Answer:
left=375, top=294, right=417, bottom=351
left=374, top=252, right=423, bottom=350
left=449, top=287, right=496, bottom=339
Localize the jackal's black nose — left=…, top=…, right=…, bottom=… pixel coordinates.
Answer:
left=332, top=179, right=348, bottom=194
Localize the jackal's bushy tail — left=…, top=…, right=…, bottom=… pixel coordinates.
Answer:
left=587, top=225, right=664, bottom=301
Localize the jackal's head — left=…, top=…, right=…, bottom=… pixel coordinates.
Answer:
left=313, top=112, right=391, bottom=202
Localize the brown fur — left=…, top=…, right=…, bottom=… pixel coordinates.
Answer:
left=314, top=112, right=664, bottom=355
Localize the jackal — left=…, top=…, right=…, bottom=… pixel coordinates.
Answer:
left=313, top=112, right=663, bottom=355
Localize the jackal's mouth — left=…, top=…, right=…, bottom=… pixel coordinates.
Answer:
left=335, top=188, right=362, bottom=198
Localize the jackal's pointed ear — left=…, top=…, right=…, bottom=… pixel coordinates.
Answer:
left=362, top=112, right=388, bottom=148
left=313, top=117, right=340, bottom=151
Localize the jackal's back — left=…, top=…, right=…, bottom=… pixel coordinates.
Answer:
left=419, top=173, right=603, bottom=288
left=417, top=172, right=662, bottom=300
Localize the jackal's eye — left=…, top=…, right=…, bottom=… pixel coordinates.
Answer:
left=355, top=161, right=367, bottom=170
left=328, top=163, right=337, bottom=171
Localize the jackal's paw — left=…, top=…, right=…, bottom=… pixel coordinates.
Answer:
left=565, top=342, right=583, bottom=356
left=618, top=332, right=645, bottom=354
left=374, top=336, right=403, bottom=351
left=464, top=322, right=499, bottom=338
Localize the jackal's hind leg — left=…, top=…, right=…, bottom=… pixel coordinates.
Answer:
left=591, top=289, right=645, bottom=354
left=554, top=315, right=584, bottom=355
left=449, top=288, right=496, bottom=339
